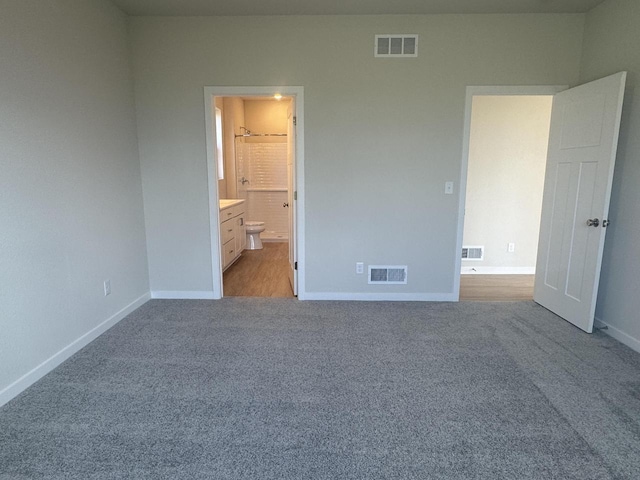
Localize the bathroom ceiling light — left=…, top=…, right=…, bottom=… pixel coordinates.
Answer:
left=273, top=93, right=283, bottom=101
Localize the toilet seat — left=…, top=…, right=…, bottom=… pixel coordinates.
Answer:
left=245, top=221, right=265, bottom=234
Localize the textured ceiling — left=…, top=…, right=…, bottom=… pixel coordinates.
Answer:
left=110, top=0, right=606, bottom=16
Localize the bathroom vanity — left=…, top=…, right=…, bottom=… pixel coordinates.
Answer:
left=219, top=199, right=246, bottom=271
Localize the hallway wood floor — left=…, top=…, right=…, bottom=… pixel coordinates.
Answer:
left=460, top=274, right=535, bottom=301
left=223, top=242, right=294, bottom=297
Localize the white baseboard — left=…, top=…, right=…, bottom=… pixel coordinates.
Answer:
left=461, top=267, right=536, bottom=275
left=302, top=292, right=457, bottom=302
left=594, top=316, right=640, bottom=354
left=151, top=290, right=217, bottom=299
left=0, top=292, right=151, bottom=408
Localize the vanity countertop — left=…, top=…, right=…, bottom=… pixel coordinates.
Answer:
left=219, top=198, right=245, bottom=210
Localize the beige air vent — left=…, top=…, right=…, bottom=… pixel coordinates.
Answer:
left=368, top=265, right=408, bottom=284
left=375, top=35, right=418, bottom=57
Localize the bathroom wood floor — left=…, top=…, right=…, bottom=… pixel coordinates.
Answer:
left=459, top=274, right=535, bottom=301
left=223, top=242, right=294, bottom=297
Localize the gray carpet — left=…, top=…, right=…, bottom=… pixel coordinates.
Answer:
left=1, top=299, right=640, bottom=479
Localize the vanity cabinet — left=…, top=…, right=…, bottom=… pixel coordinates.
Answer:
left=220, top=201, right=246, bottom=271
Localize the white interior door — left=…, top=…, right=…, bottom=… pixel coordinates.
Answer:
left=534, top=72, right=626, bottom=333
left=287, top=102, right=297, bottom=295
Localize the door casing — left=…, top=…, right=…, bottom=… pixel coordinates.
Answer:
left=204, top=86, right=306, bottom=299
left=454, top=85, right=568, bottom=300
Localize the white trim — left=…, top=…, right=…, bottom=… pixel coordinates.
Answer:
left=303, top=292, right=456, bottom=302
left=461, top=267, right=536, bottom=275
left=594, top=317, right=640, bottom=354
left=462, top=86, right=569, bottom=96
left=151, top=290, right=215, bottom=300
left=204, top=86, right=305, bottom=301
left=0, top=292, right=151, bottom=408
left=203, top=91, right=224, bottom=300
left=453, top=85, right=568, bottom=301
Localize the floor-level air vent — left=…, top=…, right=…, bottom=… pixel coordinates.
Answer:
left=462, top=246, right=484, bottom=260
left=374, top=35, right=418, bottom=57
left=368, top=265, right=408, bottom=284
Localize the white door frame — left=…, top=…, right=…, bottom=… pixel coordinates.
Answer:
left=204, top=86, right=306, bottom=300
left=453, top=85, right=567, bottom=301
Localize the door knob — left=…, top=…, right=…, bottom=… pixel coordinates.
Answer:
left=586, top=218, right=600, bottom=227
left=283, top=202, right=289, bottom=208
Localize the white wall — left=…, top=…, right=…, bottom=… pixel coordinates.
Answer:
left=0, top=0, right=150, bottom=405
left=130, top=14, right=585, bottom=299
left=580, top=0, right=640, bottom=350
left=463, top=95, right=552, bottom=273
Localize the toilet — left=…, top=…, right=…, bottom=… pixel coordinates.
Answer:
left=245, top=221, right=265, bottom=250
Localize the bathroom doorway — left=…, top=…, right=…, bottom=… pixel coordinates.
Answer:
left=456, top=87, right=563, bottom=301
left=204, top=87, right=305, bottom=299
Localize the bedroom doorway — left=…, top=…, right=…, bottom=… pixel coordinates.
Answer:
left=456, top=86, right=564, bottom=301
left=456, top=73, right=626, bottom=333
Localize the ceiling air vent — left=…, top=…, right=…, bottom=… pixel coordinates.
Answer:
left=368, top=265, right=408, bottom=284
left=375, top=35, right=418, bottom=58
left=462, top=246, right=484, bottom=261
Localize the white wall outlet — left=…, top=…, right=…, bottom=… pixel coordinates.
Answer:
left=508, top=243, right=515, bottom=253
left=445, top=181, right=454, bottom=194
left=356, top=262, right=364, bottom=274
left=104, top=279, right=111, bottom=296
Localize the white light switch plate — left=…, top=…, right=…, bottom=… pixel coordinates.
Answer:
left=445, top=181, right=454, bottom=194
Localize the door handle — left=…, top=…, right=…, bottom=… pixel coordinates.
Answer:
left=283, top=203, right=289, bottom=208
left=586, top=218, right=600, bottom=227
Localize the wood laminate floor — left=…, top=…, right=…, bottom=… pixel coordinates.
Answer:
left=223, top=242, right=294, bottom=297
left=225, top=252, right=532, bottom=301
left=459, top=274, right=535, bottom=301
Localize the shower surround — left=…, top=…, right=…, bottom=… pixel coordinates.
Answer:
left=237, top=142, right=288, bottom=241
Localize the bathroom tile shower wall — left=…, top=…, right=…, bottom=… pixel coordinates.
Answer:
left=237, top=142, right=288, bottom=240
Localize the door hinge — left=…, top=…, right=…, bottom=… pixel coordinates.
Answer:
left=294, top=261, right=298, bottom=270
left=293, top=191, right=297, bottom=201
left=293, top=116, right=297, bottom=126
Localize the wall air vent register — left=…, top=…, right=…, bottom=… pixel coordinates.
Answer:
left=375, top=35, right=419, bottom=57
left=462, top=246, right=484, bottom=260
left=368, top=265, right=408, bottom=284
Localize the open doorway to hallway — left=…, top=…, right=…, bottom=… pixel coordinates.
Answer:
left=459, top=94, right=554, bottom=301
